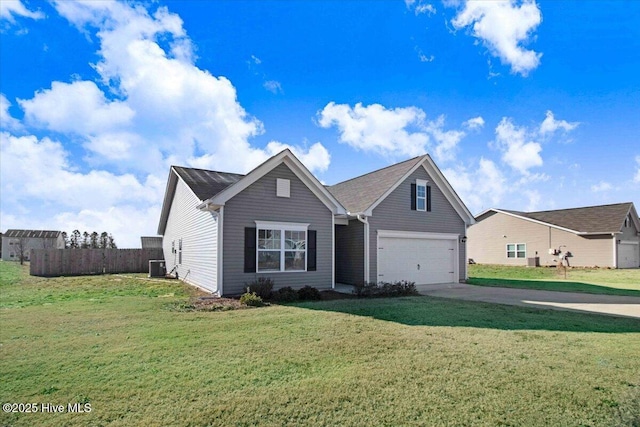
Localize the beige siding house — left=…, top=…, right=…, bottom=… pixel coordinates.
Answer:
left=468, top=203, right=640, bottom=268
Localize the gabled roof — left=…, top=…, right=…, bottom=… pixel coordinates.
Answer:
left=172, top=167, right=244, bottom=201
left=327, top=154, right=475, bottom=224
left=4, top=229, right=61, bottom=239
left=327, top=156, right=425, bottom=214
left=478, top=202, right=639, bottom=235
left=158, top=149, right=347, bottom=234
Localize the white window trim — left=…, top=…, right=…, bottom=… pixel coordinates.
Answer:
left=506, top=243, right=526, bottom=259
left=416, top=179, right=428, bottom=212
left=255, top=221, right=309, bottom=273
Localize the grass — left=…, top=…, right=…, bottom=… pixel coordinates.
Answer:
left=468, top=264, right=640, bottom=297
left=1, top=262, right=639, bottom=426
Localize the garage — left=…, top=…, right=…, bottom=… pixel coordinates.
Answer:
left=377, top=231, right=459, bottom=285
left=618, top=241, right=640, bottom=269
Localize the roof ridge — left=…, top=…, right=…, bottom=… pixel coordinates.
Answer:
left=329, top=154, right=425, bottom=187
left=526, top=202, right=632, bottom=214
left=172, top=165, right=245, bottom=176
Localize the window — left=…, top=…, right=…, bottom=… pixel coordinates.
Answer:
left=507, top=243, right=526, bottom=258
left=256, top=222, right=308, bottom=272
left=416, top=179, right=427, bottom=211
left=178, top=238, right=183, bottom=264
left=624, top=215, right=630, bottom=228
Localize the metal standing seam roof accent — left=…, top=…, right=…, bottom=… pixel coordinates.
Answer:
left=326, top=155, right=426, bottom=213
left=172, top=166, right=244, bottom=201
left=497, top=202, right=635, bottom=234
left=3, top=229, right=61, bottom=239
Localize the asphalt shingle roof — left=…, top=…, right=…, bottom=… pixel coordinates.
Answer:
left=500, top=202, right=634, bottom=234
left=173, top=166, right=244, bottom=201
left=4, top=229, right=61, bottom=239
left=327, top=155, right=426, bottom=213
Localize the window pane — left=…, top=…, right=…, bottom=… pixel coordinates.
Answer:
left=516, top=252, right=526, bottom=258
left=417, top=198, right=426, bottom=211
left=507, top=252, right=515, bottom=258
left=258, top=251, right=280, bottom=271
left=258, top=229, right=281, bottom=249
left=517, top=244, right=526, bottom=251
left=285, top=230, right=306, bottom=250
left=506, top=244, right=515, bottom=251
left=417, top=185, right=426, bottom=197
left=285, top=251, right=305, bottom=271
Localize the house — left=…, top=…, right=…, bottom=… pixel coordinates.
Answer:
left=157, top=150, right=475, bottom=295
left=140, top=236, right=163, bottom=249
left=1, top=229, right=65, bottom=262
left=467, top=202, right=640, bottom=269
left=328, top=154, right=474, bottom=287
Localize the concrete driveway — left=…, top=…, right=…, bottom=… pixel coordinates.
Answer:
left=416, top=283, right=640, bottom=319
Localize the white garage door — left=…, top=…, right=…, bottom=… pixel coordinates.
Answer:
left=378, top=232, right=458, bottom=285
left=618, top=242, right=639, bottom=269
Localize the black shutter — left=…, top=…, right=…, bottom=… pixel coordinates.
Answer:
left=244, top=227, right=256, bottom=273
left=307, top=230, right=317, bottom=271
left=410, top=183, right=417, bottom=210
left=427, top=185, right=432, bottom=212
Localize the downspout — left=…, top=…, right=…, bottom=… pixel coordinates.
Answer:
left=354, top=213, right=370, bottom=284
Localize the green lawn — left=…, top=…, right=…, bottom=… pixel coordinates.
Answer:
left=1, top=262, right=639, bottom=426
left=468, top=264, right=640, bottom=296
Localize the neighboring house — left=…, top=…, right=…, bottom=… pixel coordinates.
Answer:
left=468, top=202, right=640, bottom=269
left=157, top=149, right=475, bottom=295
left=1, top=229, right=65, bottom=262
left=140, top=236, right=163, bottom=249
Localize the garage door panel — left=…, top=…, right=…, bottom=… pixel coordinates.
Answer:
left=378, top=235, right=457, bottom=285
left=619, top=243, right=639, bottom=269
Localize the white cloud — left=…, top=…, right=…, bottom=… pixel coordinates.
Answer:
left=443, top=157, right=507, bottom=213
left=463, top=116, right=484, bottom=130
left=426, top=115, right=465, bottom=163
left=591, top=181, right=613, bottom=192
left=539, top=110, right=579, bottom=136
left=20, top=81, right=135, bottom=135
left=15, top=1, right=328, bottom=176
left=524, top=189, right=541, bottom=211
left=451, top=0, right=542, bottom=76
left=0, top=94, right=23, bottom=131
left=635, top=156, right=640, bottom=183
left=493, top=117, right=543, bottom=174
left=406, top=0, right=436, bottom=16
left=263, top=80, right=283, bottom=94
left=318, top=102, right=429, bottom=158
left=0, top=0, right=44, bottom=23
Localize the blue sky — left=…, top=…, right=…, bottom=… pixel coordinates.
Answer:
left=1, top=0, right=639, bottom=248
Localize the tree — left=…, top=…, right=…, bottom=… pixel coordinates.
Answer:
left=81, top=231, right=90, bottom=249
left=99, top=232, right=109, bottom=249
left=70, top=230, right=81, bottom=249
left=11, top=237, right=28, bottom=265
left=90, top=232, right=99, bottom=249
left=61, top=232, right=69, bottom=249
left=107, top=234, right=117, bottom=249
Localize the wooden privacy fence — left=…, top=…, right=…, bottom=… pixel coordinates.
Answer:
left=29, top=248, right=164, bottom=277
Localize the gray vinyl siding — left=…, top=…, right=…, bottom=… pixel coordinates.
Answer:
left=335, top=220, right=364, bottom=285
left=1, top=236, right=64, bottom=261
left=162, top=177, right=218, bottom=292
left=222, top=163, right=333, bottom=295
left=467, top=211, right=615, bottom=267
left=368, top=166, right=466, bottom=282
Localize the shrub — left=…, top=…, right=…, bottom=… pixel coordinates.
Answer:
left=297, top=285, right=322, bottom=301
left=271, top=286, right=299, bottom=303
left=245, top=277, right=274, bottom=300
left=239, top=292, right=264, bottom=307
left=352, top=280, right=418, bottom=298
